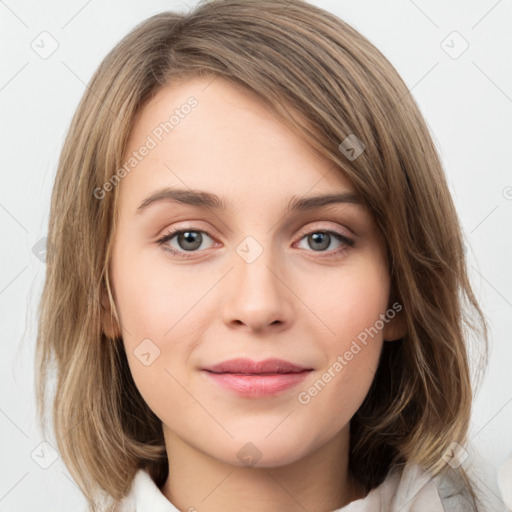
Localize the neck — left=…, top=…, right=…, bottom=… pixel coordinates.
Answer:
left=160, top=425, right=366, bottom=512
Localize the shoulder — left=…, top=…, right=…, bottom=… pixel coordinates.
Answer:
left=340, top=463, right=476, bottom=512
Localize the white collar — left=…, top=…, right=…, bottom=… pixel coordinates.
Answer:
left=115, top=462, right=464, bottom=511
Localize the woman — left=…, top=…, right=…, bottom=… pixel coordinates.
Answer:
left=36, top=1, right=496, bottom=510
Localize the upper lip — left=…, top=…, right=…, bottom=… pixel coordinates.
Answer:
left=203, top=358, right=312, bottom=374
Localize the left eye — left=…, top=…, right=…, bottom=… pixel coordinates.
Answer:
left=156, top=229, right=215, bottom=256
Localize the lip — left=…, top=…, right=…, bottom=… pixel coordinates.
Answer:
left=203, top=358, right=311, bottom=374
left=202, top=358, right=313, bottom=398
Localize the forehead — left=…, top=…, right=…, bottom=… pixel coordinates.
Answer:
left=117, top=76, right=358, bottom=213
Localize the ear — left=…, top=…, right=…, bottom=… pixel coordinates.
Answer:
left=382, top=304, right=407, bottom=342
left=100, top=286, right=122, bottom=340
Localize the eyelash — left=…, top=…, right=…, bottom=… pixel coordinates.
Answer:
left=156, top=226, right=355, bottom=260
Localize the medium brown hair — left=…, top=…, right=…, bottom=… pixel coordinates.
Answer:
left=35, top=0, right=489, bottom=510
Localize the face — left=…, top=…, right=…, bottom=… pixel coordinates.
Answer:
left=105, top=76, right=403, bottom=469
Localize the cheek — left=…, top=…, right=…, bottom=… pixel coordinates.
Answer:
left=111, top=246, right=206, bottom=413
left=112, top=246, right=205, bottom=340
left=294, top=255, right=388, bottom=424
left=308, top=255, right=390, bottom=344
left=296, top=316, right=383, bottom=441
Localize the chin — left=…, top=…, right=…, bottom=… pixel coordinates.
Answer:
left=208, top=432, right=316, bottom=469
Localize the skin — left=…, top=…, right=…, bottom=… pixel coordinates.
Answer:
left=103, top=76, right=406, bottom=512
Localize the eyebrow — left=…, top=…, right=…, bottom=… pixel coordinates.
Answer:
left=136, top=187, right=362, bottom=214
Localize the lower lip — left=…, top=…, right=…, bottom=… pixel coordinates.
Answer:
left=203, top=370, right=311, bottom=398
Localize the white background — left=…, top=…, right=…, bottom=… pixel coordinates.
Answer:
left=1, top=0, right=511, bottom=510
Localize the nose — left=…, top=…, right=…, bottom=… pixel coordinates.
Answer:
left=221, top=245, right=294, bottom=334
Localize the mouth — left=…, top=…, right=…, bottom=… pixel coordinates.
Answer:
left=201, top=358, right=313, bottom=398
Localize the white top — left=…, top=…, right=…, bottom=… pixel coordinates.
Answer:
left=114, top=463, right=479, bottom=511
